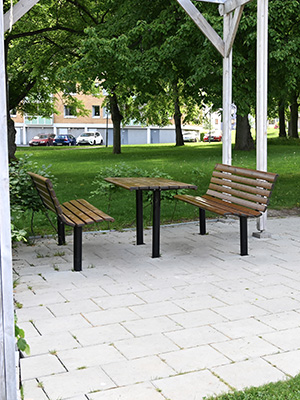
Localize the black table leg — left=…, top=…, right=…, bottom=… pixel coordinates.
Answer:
left=152, top=189, right=161, bottom=258
left=136, top=189, right=144, bottom=245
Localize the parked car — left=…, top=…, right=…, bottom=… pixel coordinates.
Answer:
left=183, top=131, right=200, bottom=142
left=77, top=131, right=104, bottom=146
left=203, top=131, right=222, bottom=142
left=29, top=133, right=55, bottom=146
left=53, top=134, right=77, bottom=146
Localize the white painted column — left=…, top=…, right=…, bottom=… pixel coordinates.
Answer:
left=146, top=127, right=151, bottom=144
left=0, top=1, right=18, bottom=399
left=256, top=0, right=268, bottom=232
left=222, top=12, right=232, bottom=165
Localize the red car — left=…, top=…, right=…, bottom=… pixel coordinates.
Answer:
left=203, top=131, right=222, bottom=142
left=29, top=134, right=55, bottom=146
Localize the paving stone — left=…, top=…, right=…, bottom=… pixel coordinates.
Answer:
left=153, top=370, right=229, bottom=400
left=165, top=326, right=228, bottom=348
left=47, top=299, right=101, bottom=317
left=71, top=324, right=134, bottom=347
left=123, top=316, right=182, bottom=337
left=169, top=309, right=228, bottom=328
left=113, top=333, right=179, bottom=359
left=22, top=379, right=49, bottom=400
left=211, top=336, right=280, bottom=362
left=21, top=354, right=65, bottom=380
left=86, top=382, right=165, bottom=400
left=102, top=355, right=175, bottom=386
left=83, top=307, right=139, bottom=326
left=257, top=310, right=300, bottom=330
left=212, top=317, right=275, bottom=339
left=41, top=367, right=116, bottom=399
left=261, top=327, right=300, bottom=351
left=212, top=358, right=287, bottom=391
left=264, top=350, right=300, bottom=376
left=34, top=314, right=91, bottom=335
left=60, top=286, right=110, bottom=301
left=161, top=344, right=230, bottom=373
left=173, top=295, right=226, bottom=311
left=25, top=331, right=79, bottom=356
left=16, top=305, right=54, bottom=322
left=93, top=293, right=146, bottom=309
left=214, top=303, right=268, bottom=321
left=130, top=301, right=184, bottom=319
left=57, top=343, right=126, bottom=370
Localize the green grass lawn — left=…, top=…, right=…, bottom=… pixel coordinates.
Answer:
left=207, top=373, right=300, bottom=400
left=14, top=136, right=300, bottom=237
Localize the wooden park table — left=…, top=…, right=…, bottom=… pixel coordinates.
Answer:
left=105, top=177, right=197, bottom=258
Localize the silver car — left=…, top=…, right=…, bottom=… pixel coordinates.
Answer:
left=77, top=131, right=104, bottom=145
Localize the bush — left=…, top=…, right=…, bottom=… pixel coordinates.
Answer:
left=9, top=154, right=53, bottom=240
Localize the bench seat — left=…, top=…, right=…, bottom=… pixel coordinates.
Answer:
left=28, top=172, right=114, bottom=271
left=174, top=163, right=278, bottom=255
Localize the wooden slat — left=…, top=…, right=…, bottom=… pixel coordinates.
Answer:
left=212, top=171, right=273, bottom=189
left=60, top=205, right=85, bottom=226
left=105, top=177, right=197, bottom=191
left=208, top=183, right=269, bottom=204
left=215, top=163, right=278, bottom=182
left=202, top=195, right=261, bottom=217
left=210, top=177, right=271, bottom=197
left=62, top=202, right=94, bottom=225
left=68, top=200, right=105, bottom=223
left=76, top=199, right=114, bottom=222
left=207, top=189, right=266, bottom=211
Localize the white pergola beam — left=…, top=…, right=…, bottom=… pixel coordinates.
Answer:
left=3, top=0, right=40, bottom=33
left=225, top=5, right=244, bottom=57
left=176, top=0, right=225, bottom=57
left=219, top=0, right=251, bottom=15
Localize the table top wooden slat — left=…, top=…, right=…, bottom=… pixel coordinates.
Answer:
left=105, top=177, right=197, bottom=191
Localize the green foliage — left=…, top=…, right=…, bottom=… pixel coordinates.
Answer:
left=9, top=154, right=53, bottom=240
left=15, top=317, right=30, bottom=356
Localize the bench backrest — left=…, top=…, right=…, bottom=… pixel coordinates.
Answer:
left=28, top=172, right=65, bottom=220
left=207, top=164, right=278, bottom=213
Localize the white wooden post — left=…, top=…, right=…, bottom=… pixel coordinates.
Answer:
left=255, top=0, right=268, bottom=233
left=222, top=12, right=232, bottom=165
left=0, top=1, right=17, bottom=399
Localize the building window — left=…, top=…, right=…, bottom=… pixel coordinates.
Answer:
left=64, top=106, right=76, bottom=118
left=92, top=105, right=100, bottom=117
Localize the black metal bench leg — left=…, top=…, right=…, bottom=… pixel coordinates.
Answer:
left=240, top=216, right=248, bottom=256
left=152, top=189, right=161, bottom=258
left=73, top=226, right=82, bottom=271
left=136, top=189, right=144, bottom=245
left=57, top=217, right=65, bottom=245
left=199, top=208, right=206, bottom=235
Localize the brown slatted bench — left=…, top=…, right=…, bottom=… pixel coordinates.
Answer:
left=174, top=164, right=278, bottom=256
left=28, top=172, right=114, bottom=271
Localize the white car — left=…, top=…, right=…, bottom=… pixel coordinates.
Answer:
left=183, top=131, right=200, bottom=142
left=77, top=132, right=104, bottom=145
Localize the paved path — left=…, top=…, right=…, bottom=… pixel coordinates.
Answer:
left=13, top=216, right=300, bottom=400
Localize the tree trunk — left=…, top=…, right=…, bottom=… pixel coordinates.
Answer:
left=278, top=100, right=286, bottom=137
left=234, top=114, right=254, bottom=151
left=173, top=82, right=184, bottom=147
left=288, top=92, right=299, bottom=138
left=109, top=92, right=123, bottom=154
left=7, top=116, right=17, bottom=162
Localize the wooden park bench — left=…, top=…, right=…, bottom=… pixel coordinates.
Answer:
left=28, top=172, right=114, bottom=271
left=174, top=164, right=278, bottom=256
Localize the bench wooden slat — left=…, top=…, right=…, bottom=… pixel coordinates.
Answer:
left=210, top=177, right=271, bottom=197
left=208, top=183, right=269, bottom=205
left=206, top=189, right=266, bottom=212
left=215, top=163, right=278, bottom=182
left=212, top=171, right=274, bottom=190
left=202, top=195, right=261, bottom=217
left=76, top=199, right=115, bottom=222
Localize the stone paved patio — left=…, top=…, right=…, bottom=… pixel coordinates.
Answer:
left=13, top=216, right=300, bottom=400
